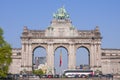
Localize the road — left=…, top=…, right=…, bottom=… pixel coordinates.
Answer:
left=19, top=77, right=116, bottom=80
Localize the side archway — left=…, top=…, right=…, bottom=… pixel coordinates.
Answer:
left=32, top=46, right=47, bottom=71
left=76, top=46, right=90, bottom=69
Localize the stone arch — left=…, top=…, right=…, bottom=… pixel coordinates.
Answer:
left=54, top=46, right=68, bottom=54
left=54, top=46, right=68, bottom=74
left=18, top=7, right=103, bottom=74
left=75, top=45, right=91, bottom=54
left=53, top=44, right=69, bottom=54
left=32, top=45, right=47, bottom=70
left=32, top=44, right=47, bottom=54
left=75, top=45, right=91, bottom=69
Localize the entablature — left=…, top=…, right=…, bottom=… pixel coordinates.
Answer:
left=12, top=48, right=21, bottom=56
left=21, top=26, right=102, bottom=40
left=101, top=48, right=120, bottom=59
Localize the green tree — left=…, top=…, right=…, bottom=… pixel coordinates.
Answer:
left=33, top=69, right=44, bottom=75
left=0, top=28, right=12, bottom=77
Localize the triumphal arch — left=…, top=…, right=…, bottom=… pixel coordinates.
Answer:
left=9, top=7, right=120, bottom=74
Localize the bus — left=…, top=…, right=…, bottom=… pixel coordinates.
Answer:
left=63, top=69, right=94, bottom=78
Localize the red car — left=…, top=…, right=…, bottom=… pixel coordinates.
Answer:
left=47, top=75, right=53, bottom=78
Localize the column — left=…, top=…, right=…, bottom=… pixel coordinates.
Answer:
left=21, top=43, right=26, bottom=71
left=68, top=44, right=76, bottom=69
left=25, top=44, right=29, bottom=70
left=21, top=44, right=25, bottom=67
left=90, top=44, right=94, bottom=69
left=94, top=45, right=97, bottom=67
left=28, top=43, right=32, bottom=72
left=97, top=44, right=102, bottom=70
left=46, top=44, right=54, bottom=74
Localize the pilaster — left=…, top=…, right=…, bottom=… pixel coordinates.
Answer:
left=46, top=43, right=54, bottom=74
left=68, top=43, right=76, bottom=69
left=90, top=44, right=94, bottom=69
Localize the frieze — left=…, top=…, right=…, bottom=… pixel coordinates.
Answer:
left=29, top=38, right=94, bottom=44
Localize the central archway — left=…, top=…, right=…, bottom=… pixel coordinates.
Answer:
left=76, top=46, right=90, bottom=69
left=32, top=46, right=47, bottom=70
left=54, top=46, right=68, bottom=75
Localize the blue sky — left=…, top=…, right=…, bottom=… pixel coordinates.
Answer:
left=0, top=0, right=120, bottom=74
left=0, top=0, right=120, bottom=48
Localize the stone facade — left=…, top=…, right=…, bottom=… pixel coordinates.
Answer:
left=101, top=48, right=120, bottom=74
left=9, top=7, right=120, bottom=74
left=9, top=48, right=21, bottom=74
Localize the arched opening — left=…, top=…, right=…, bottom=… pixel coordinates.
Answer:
left=54, top=47, right=68, bottom=75
left=32, top=46, right=47, bottom=71
left=76, top=47, right=90, bottom=69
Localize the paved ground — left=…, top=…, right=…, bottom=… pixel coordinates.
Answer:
left=19, top=77, right=117, bottom=80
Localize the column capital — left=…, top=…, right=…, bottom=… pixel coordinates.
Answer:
left=47, top=43, right=53, bottom=45
left=69, top=43, right=75, bottom=45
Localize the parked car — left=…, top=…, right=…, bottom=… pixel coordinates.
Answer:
left=41, top=75, right=47, bottom=78
left=47, top=75, right=53, bottom=78
left=54, top=74, right=60, bottom=78
left=105, top=74, right=113, bottom=78
left=80, top=74, right=87, bottom=78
